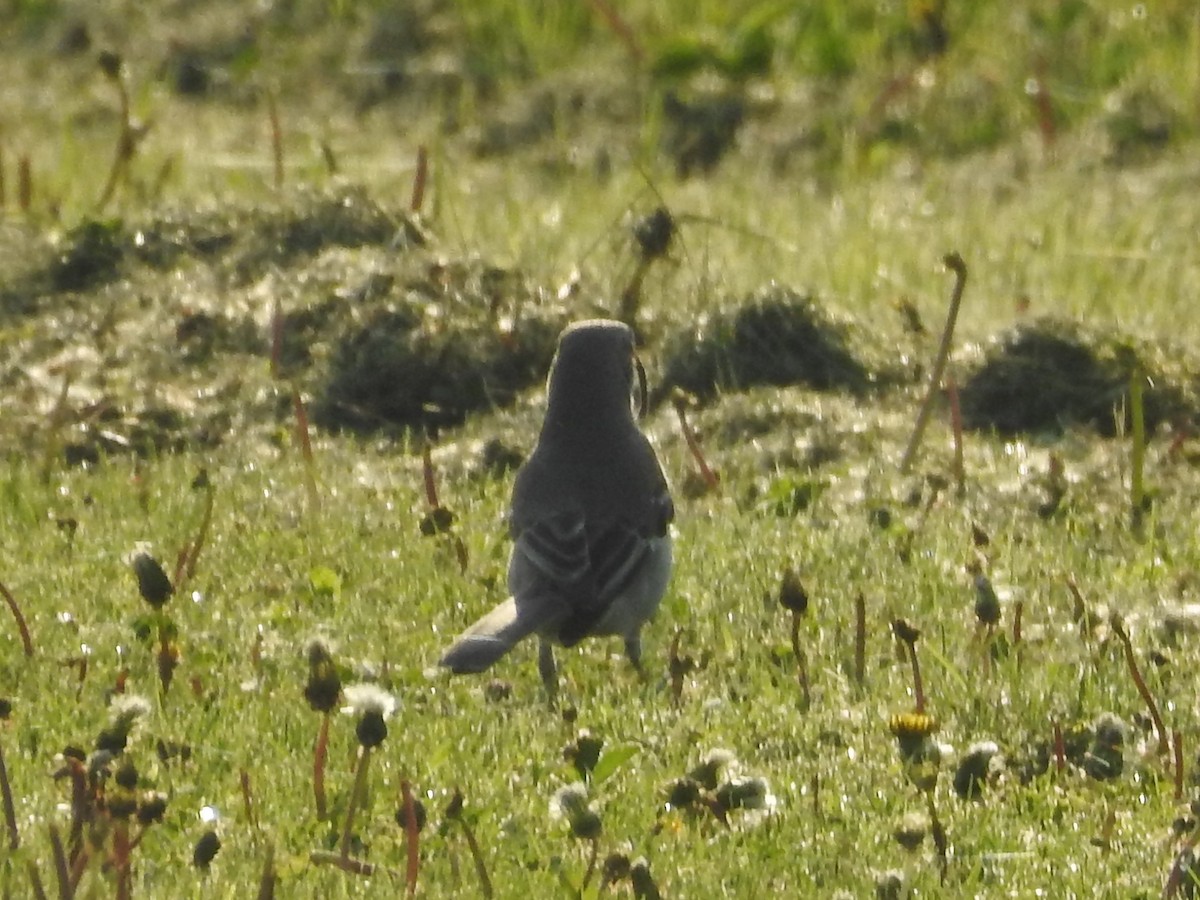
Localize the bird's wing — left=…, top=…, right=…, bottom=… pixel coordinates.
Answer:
left=510, top=486, right=672, bottom=646
left=554, top=517, right=653, bottom=646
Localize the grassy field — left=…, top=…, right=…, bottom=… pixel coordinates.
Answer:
left=4, top=1, right=1200, bottom=897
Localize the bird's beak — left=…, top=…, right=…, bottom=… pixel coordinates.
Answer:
left=634, top=355, right=649, bottom=420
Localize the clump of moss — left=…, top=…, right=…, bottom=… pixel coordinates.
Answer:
left=959, top=317, right=1196, bottom=436
left=655, top=285, right=894, bottom=404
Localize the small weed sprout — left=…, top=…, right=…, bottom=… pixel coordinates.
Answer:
left=40, top=700, right=168, bottom=898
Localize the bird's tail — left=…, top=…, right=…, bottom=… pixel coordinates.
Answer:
left=439, top=596, right=549, bottom=674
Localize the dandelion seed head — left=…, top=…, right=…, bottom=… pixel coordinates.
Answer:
left=342, top=683, right=396, bottom=718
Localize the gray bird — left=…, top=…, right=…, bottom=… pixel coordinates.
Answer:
left=439, top=319, right=674, bottom=698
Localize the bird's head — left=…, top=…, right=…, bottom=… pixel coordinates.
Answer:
left=544, top=319, right=647, bottom=434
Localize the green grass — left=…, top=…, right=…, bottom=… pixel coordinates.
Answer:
left=3, top=1, right=1200, bottom=896
left=3, top=384, right=1199, bottom=896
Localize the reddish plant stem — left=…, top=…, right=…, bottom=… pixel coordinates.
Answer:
left=853, top=592, right=866, bottom=688
left=926, top=792, right=948, bottom=884
left=267, top=88, right=283, bottom=191
left=900, top=252, right=968, bottom=473
left=269, top=298, right=284, bottom=379
left=1111, top=618, right=1169, bottom=755
left=1052, top=721, right=1066, bottom=774
left=586, top=0, right=643, bottom=63
left=422, top=443, right=440, bottom=509
left=401, top=780, right=419, bottom=897
left=1166, top=425, right=1191, bottom=461
left=0, top=580, right=34, bottom=656
left=340, top=746, right=372, bottom=859
left=49, top=824, right=72, bottom=900
left=61, top=758, right=88, bottom=863
left=68, top=836, right=89, bottom=895
left=462, top=819, right=493, bottom=897
left=319, top=140, right=338, bottom=176
left=0, top=741, right=18, bottom=850
left=410, top=145, right=428, bottom=214
left=17, top=154, right=31, bottom=213
left=113, top=820, right=131, bottom=900
left=126, top=824, right=150, bottom=854
left=1012, top=600, right=1024, bottom=646
left=256, top=844, right=277, bottom=900
left=791, top=614, right=811, bottom=709
left=1030, top=58, right=1057, bottom=151
left=156, top=630, right=178, bottom=695
left=866, top=73, right=915, bottom=130
left=668, top=629, right=687, bottom=707
left=26, top=859, right=49, bottom=900
left=907, top=641, right=925, bottom=714
left=701, top=794, right=731, bottom=828
left=313, top=714, right=330, bottom=820
left=176, top=483, right=215, bottom=591
left=448, top=790, right=493, bottom=900
left=241, top=768, right=258, bottom=831
left=671, top=397, right=719, bottom=491
left=293, top=390, right=315, bottom=466
left=1173, top=729, right=1184, bottom=802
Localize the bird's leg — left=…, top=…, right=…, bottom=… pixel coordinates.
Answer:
left=624, top=634, right=647, bottom=680
left=538, top=639, right=559, bottom=702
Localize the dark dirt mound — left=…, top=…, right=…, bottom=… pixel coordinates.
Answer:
left=654, top=285, right=903, bottom=404
left=959, top=318, right=1197, bottom=436
left=0, top=186, right=568, bottom=460
left=662, top=89, right=746, bottom=176
left=314, top=304, right=563, bottom=436
left=5, top=176, right=1198, bottom=465
left=0, top=187, right=402, bottom=319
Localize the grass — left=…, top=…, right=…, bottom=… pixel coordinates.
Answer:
left=3, top=381, right=1200, bottom=896
left=3, top=0, right=1200, bottom=896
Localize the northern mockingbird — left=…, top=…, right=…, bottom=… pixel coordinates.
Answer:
left=440, top=319, right=674, bottom=698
